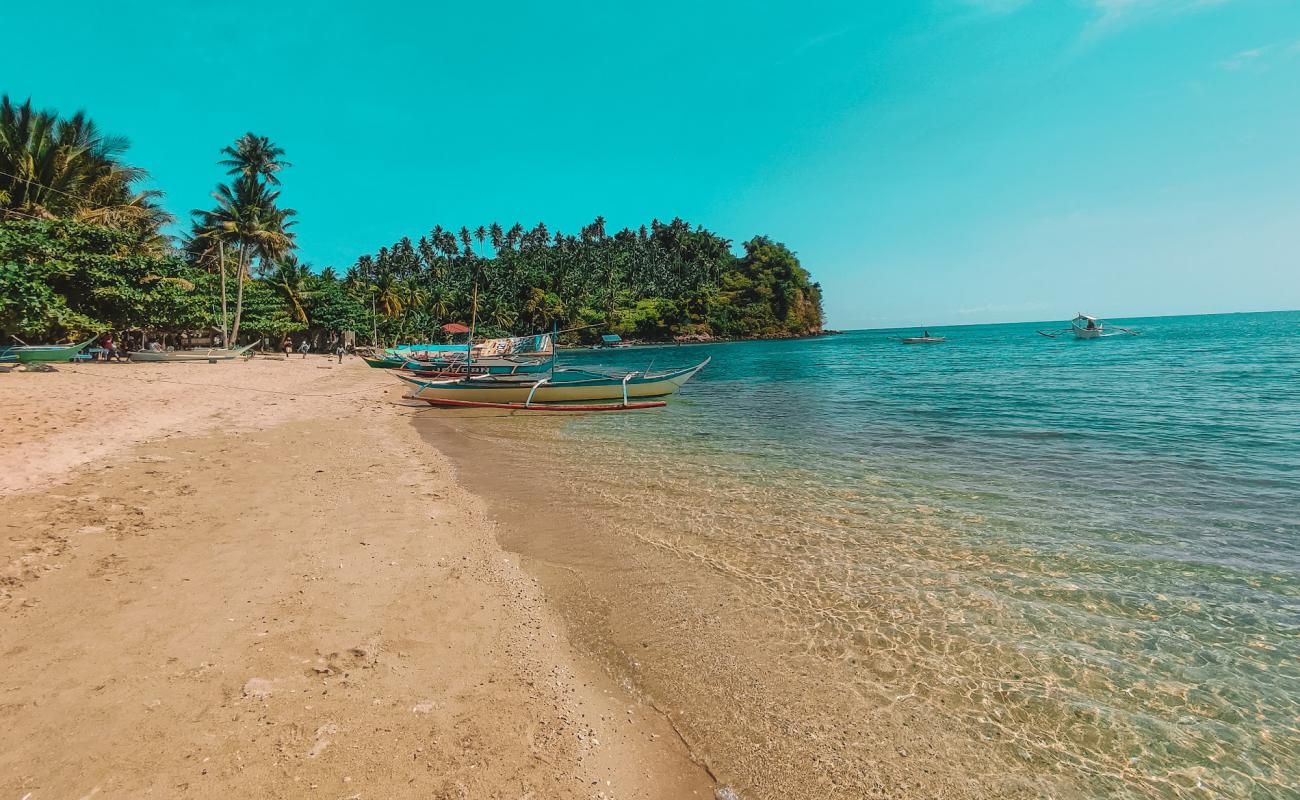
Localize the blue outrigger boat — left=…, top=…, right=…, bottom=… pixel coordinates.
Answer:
left=403, top=353, right=554, bottom=377
left=398, top=357, right=709, bottom=411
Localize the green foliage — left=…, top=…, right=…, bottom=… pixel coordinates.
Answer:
left=1, top=95, right=171, bottom=249
left=0, top=219, right=210, bottom=338
left=307, top=278, right=368, bottom=334
left=1, top=100, right=823, bottom=347
left=348, top=217, right=824, bottom=344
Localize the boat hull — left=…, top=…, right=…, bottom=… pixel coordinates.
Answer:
left=128, top=344, right=256, bottom=362
left=402, top=359, right=708, bottom=405
left=900, top=337, right=945, bottom=344
left=8, top=336, right=99, bottom=363
left=362, top=355, right=406, bottom=369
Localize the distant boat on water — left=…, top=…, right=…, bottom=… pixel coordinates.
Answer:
left=890, top=330, right=945, bottom=344
left=1038, top=314, right=1139, bottom=340
left=592, top=334, right=632, bottom=349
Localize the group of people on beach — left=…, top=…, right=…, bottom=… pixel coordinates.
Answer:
left=94, top=333, right=190, bottom=362
left=280, top=336, right=351, bottom=363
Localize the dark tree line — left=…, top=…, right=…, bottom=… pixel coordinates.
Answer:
left=346, top=216, right=824, bottom=344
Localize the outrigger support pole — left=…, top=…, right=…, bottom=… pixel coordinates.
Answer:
left=524, top=377, right=551, bottom=409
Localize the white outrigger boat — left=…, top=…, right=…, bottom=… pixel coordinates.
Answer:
left=128, top=340, right=260, bottom=362
left=1038, top=314, right=1138, bottom=340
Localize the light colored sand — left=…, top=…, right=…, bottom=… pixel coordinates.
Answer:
left=0, top=357, right=715, bottom=798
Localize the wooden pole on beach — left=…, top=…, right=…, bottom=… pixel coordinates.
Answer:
left=467, top=282, right=478, bottom=367
left=217, top=240, right=229, bottom=344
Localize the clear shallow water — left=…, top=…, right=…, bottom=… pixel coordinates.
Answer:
left=453, top=311, right=1300, bottom=797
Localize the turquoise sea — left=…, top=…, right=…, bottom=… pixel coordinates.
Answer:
left=435, top=310, right=1299, bottom=798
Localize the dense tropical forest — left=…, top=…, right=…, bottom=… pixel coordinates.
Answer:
left=1, top=95, right=823, bottom=347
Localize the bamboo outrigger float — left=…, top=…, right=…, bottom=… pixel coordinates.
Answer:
left=398, top=357, right=709, bottom=411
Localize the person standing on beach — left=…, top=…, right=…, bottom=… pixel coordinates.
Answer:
left=335, top=341, right=345, bottom=363
left=299, top=339, right=310, bottom=359
left=100, top=333, right=122, bottom=362
left=282, top=336, right=292, bottom=357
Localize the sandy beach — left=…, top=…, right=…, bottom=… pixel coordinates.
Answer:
left=0, top=357, right=715, bottom=799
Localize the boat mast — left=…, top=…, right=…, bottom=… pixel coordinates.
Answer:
left=467, top=281, right=478, bottom=368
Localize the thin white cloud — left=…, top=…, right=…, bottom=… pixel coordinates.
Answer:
left=1221, top=45, right=1269, bottom=70
left=1083, top=0, right=1237, bottom=37
left=955, top=0, right=1241, bottom=36
left=1220, top=38, right=1300, bottom=71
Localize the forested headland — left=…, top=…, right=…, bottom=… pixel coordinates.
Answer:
left=2, top=95, right=824, bottom=347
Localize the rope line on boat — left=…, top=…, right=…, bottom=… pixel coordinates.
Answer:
left=55, top=365, right=393, bottom=397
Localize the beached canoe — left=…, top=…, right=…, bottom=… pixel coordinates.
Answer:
left=361, top=354, right=407, bottom=369
left=127, top=341, right=259, bottom=362
left=398, top=358, right=709, bottom=407
left=4, top=335, right=99, bottom=364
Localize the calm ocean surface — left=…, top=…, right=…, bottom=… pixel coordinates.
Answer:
left=448, top=311, right=1299, bottom=797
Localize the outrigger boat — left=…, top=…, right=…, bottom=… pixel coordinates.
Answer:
left=398, top=357, right=710, bottom=411
left=127, top=341, right=259, bottom=363
left=403, top=354, right=553, bottom=377
left=403, top=333, right=554, bottom=377
left=591, top=333, right=632, bottom=349
left=1038, top=313, right=1139, bottom=340
left=890, top=331, right=945, bottom=344
left=361, top=353, right=407, bottom=369
left=2, top=335, right=99, bottom=364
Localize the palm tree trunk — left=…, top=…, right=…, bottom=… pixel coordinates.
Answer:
left=230, top=242, right=248, bottom=345
left=218, top=240, right=229, bottom=343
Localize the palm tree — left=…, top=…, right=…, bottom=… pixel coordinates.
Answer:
left=219, top=133, right=291, bottom=184
left=269, top=255, right=312, bottom=324
left=191, top=157, right=296, bottom=344
left=474, top=225, right=487, bottom=257
left=373, top=270, right=403, bottom=319
left=505, top=223, right=523, bottom=251
left=0, top=95, right=172, bottom=248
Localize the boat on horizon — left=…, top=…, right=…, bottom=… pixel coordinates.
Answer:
left=397, top=357, right=710, bottom=410
left=591, top=333, right=633, bottom=349
left=891, top=331, right=945, bottom=344
left=1038, top=313, right=1139, bottom=340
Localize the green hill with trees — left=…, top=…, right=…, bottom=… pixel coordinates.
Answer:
left=2, top=95, right=824, bottom=346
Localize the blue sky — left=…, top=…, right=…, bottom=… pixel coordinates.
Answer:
left=7, top=0, right=1299, bottom=328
